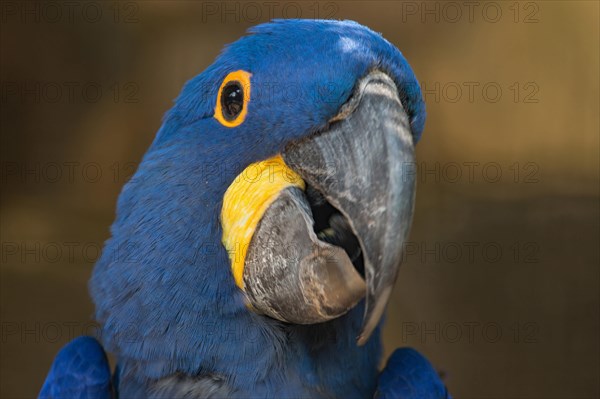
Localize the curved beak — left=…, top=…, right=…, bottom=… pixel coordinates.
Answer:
left=243, top=71, right=416, bottom=345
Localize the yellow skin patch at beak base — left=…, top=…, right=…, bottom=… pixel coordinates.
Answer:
left=221, top=155, right=305, bottom=289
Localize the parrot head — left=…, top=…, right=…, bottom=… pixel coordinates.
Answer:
left=91, top=19, right=424, bottom=391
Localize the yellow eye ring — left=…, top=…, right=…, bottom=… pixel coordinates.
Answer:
left=214, top=70, right=252, bottom=128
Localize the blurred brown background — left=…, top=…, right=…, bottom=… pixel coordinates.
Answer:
left=1, top=1, right=598, bottom=398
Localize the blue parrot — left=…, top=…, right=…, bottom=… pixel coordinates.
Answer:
left=39, top=19, right=451, bottom=398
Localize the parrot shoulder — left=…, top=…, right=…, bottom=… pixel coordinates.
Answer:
left=39, top=336, right=113, bottom=399
left=375, top=348, right=451, bottom=399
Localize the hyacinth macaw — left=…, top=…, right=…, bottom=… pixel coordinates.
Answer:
left=40, top=19, right=451, bottom=398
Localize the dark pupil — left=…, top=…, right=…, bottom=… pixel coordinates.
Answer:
left=221, top=82, right=243, bottom=120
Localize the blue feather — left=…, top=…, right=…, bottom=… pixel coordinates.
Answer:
left=39, top=336, right=112, bottom=399
left=376, top=348, right=451, bottom=399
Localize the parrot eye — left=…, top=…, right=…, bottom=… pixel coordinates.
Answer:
left=221, top=82, right=244, bottom=120
left=215, top=70, right=251, bottom=127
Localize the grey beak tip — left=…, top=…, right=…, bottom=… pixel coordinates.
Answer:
left=356, top=334, right=369, bottom=346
